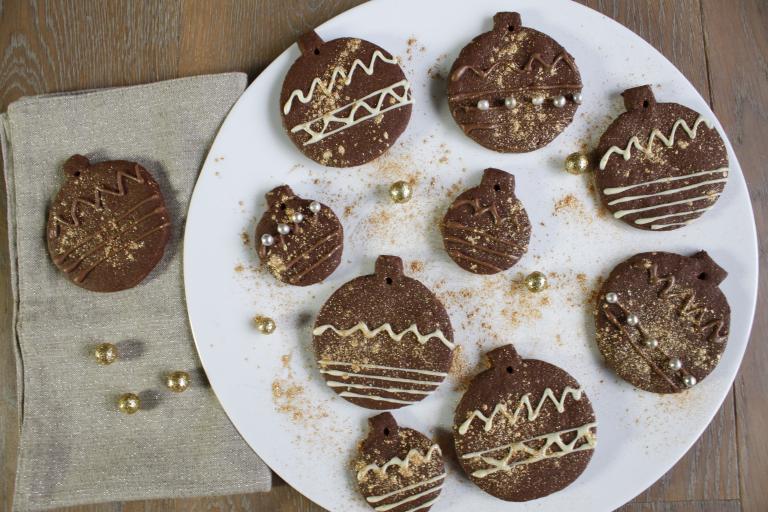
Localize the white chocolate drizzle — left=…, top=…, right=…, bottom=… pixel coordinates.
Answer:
left=401, top=497, right=439, bottom=512
left=319, top=360, right=448, bottom=377
left=319, top=369, right=442, bottom=387
left=357, top=444, right=442, bottom=480
left=599, top=115, right=714, bottom=170
left=613, top=194, right=720, bottom=220
left=338, top=391, right=417, bottom=405
left=371, top=484, right=443, bottom=512
left=606, top=177, right=728, bottom=206
left=283, top=49, right=399, bottom=114
left=326, top=381, right=431, bottom=395
left=313, top=321, right=454, bottom=350
left=603, top=167, right=728, bottom=195
left=461, top=422, right=597, bottom=478
left=365, top=473, right=445, bottom=503
left=457, top=387, right=584, bottom=435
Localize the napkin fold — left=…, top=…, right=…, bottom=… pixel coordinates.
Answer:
left=1, top=73, right=271, bottom=511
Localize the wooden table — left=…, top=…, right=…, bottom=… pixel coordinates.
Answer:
left=0, top=1, right=765, bottom=511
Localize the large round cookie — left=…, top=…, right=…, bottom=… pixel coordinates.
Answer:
left=280, top=31, right=413, bottom=167
left=255, top=185, right=343, bottom=286
left=313, top=255, right=454, bottom=409
left=441, top=168, right=531, bottom=274
left=453, top=345, right=597, bottom=501
left=595, top=85, right=729, bottom=231
left=47, top=155, right=171, bottom=292
left=355, top=413, right=445, bottom=512
left=447, top=12, right=582, bottom=153
left=595, top=251, right=730, bottom=393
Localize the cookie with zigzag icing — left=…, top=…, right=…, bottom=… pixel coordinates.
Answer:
left=453, top=345, right=597, bottom=501
left=447, top=12, right=583, bottom=153
left=595, top=251, right=730, bottom=393
left=313, top=255, right=454, bottom=410
left=355, top=413, right=445, bottom=512
left=46, top=155, right=171, bottom=292
left=441, top=168, right=531, bottom=274
left=595, top=85, right=729, bottom=231
left=280, top=30, right=413, bottom=167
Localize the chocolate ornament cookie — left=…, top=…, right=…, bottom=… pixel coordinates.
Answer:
left=280, top=31, right=413, bottom=167
left=596, top=85, right=729, bottom=231
left=596, top=251, right=730, bottom=393
left=453, top=345, right=597, bottom=502
left=355, top=413, right=445, bottom=512
left=255, top=185, right=343, bottom=286
left=313, top=255, right=454, bottom=409
left=47, top=155, right=171, bottom=292
left=441, top=168, right=531, bottom=274
left=447, top=12, right=582, bottom=153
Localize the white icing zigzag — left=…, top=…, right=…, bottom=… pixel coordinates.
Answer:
left=313, top=321, right=454, bottom=350
left=457, top=387, right=584, bottom=435
left=283, top=49, right=399, bottom=114
left=461, top=422, right=597, bottom=478
left=291, top=79, right=413, bottom=146
left=599, top=115, right=714, bottom=170
left=357, top=444, right=442, bottom=481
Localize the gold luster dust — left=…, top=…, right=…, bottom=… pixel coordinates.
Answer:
left=253, top=315, right=277, bottom=334
left=93, top=342, right=118, bottom=365
left=564, top=152, right=590, bottom=175
left=524, top=271, right=548, bottom=292
left=165, top=371, right=191, bottom=393
left=388, top=180, right=413, bottom=203
left=118, top=393, right=141, bottom=414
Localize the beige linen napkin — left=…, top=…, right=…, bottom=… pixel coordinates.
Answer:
left=1, top=73, right=271, bottom=511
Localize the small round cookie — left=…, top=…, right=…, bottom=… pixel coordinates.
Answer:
left=453, top=345, right=597, bottom=502
left=280, top=31, right=413, bottom=167
left=255, top=185, right=343, bottom=286
left=313, top=255, right=454, bottom=409
left=47, top=154, right=171, bottom=292
left=595, top=251, right=730, bottom=393
left=595, top=85, right=729, bottom=231
left=447, top=12, right=582, bottom=153
left=355, top=413, right=445, bottom=512
left=441, top=168, right=531, bottom=274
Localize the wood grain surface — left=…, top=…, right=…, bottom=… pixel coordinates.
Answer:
left=0, top=1, right=765, bottom=511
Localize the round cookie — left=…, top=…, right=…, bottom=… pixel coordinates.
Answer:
left=47, top=154, right=171, bottom=292
left=255, top=185, right=343, bottom=286
left=313, top=255, right=454, bottom=409
left=447, top=12, right=582, bottom=153
left=280, top=31, right=413, bottom=167
left=441, top=168, right=531, bottom=274
left=595, top=85, right=729, bottom=231
left=354, top=413, right=445, bottom=512
left=453, top=345, right=597, bottom=502
left=595, top=251, right=730, bottom=393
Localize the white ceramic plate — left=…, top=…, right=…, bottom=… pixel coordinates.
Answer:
left=183, top=1, right=758, bottom=510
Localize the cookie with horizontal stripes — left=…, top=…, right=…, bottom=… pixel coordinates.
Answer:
left=313, top=255, right=454, bottom=409
left=447, top=12, right=582, bottom=153
left=453, top=345, right=597, bottom=501
left=46, top=154, right=171, bottom=292
left=280, top=30, right=413, bottom=167
left=595, top=251, right=730, bottom=393
left=255, top=185, right=343, bottom=286
left=441, top=168, right=531, bottom=274
left=595, top=85, right=728, bottom=231
left=355, top=413, right=445, bottom=512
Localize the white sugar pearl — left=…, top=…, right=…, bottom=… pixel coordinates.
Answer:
left=260, top=234, right=274, bottom=246
left=683, top=375, right=697, bottom=387
left=552, top=95, right=567, bottom=108
left=643, top=338, right=659, bottom=349
left=573, top=92, right=583, bottom=105
left=277, top=223, right=290, bottom=235
left=531, top=96, right=545, bottom=106
left=625, top=313, right=639, bottom=327
left=477, top=99, right=490, bottom=111
left=667, top=357, right=683, bottom=371
left=290, top=212, right=304, bottom=223
left=504, top=97, right=517, bottom=109
left=605, top=292, right=619, bottom=304
left=309, top=201, right=321, bottom=214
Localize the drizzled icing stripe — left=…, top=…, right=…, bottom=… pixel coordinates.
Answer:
left=458, top=387, right=584, bottom=435
left=326, top=381, right=431, bottom=395
left=461, top=422, right=597, bottom=478
left=634, top=208, right=713, bottom=225
left=366, top=474, right=446, bottom=503
left=357, top=444, right=442, bottom=480
left=313, top=322, right=454, bottom=350
left=650, top=221, right=690, bottom=230
left=372, top=485, right=443, bottom=512
left=603, top=167, right=729, bottom=195
left=318, top=361, right=448, bottom=377
left=283, top=49, right=398, bottom=114
left=606, top=178, right=728, bottom=206
left=339, top=391, right=418, bottom=405
left=599, top=116, right=714, bottom=170
left=402, top=497, right=439, bottom=512
left=319, top=369, right=442, bottom=387
left=613, top=194, right=720, bottom=219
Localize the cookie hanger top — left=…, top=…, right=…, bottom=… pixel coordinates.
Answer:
left=622, top=84, right=657, bottom=112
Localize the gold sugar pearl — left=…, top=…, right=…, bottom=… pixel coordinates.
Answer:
left=564, top=152, right=590, bottom=175
left=93, top=343, right=118, bottom=365
left=524, top=271, right=548, bottom=292
left=165, top=371, right=191, bottom=393
left=118, top=393, right=141, bottom=414
left=389, top=181, right=413, bottom=204
left=253, top=315, right=276, bottom=334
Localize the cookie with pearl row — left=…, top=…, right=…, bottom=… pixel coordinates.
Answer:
left=255, top=185, right=343, bottom=286
left=447, top=12, right=582, bottom=153
left=596, top=251, right=730, bottom=393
